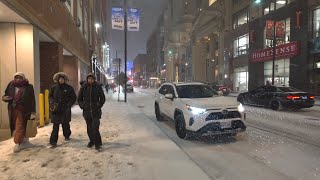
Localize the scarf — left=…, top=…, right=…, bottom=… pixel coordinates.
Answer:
left=11, top=80, right=28, bottom=103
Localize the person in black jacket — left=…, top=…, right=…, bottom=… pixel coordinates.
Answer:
left=49, top=72, right=77, bottom=146
left=78, top=73, right=106, bottom=151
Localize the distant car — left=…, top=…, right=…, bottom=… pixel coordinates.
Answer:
left=237, top=85, right=315, bottom=110
left=155, top=82, right=246, bottom=139
left=122, top=83, right=134, bottom=92
left=208, top=84, right=231, bottom=96
left=140, top=85, right=148, bottom=89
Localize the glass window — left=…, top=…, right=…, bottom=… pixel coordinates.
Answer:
left=264, top=18, right=290, bottom=48
left=276, top=0, right=286, bottom=9
left=233, top=34, right=249, bottom=57
left=209, top=0, right=217, bottom=6
left=264, top=59, right=290, bottom=86
left=233, top=67, right=248, bottom=92
left=313, top=8, right=320, bottom=38
left=159, top=85, right=169, bottom=95
left=167, top=85, right=175, bottom=95
left=233, top=9, right=249, bottom=29
left=264, top=0, right=289, bottom=15
left=176, top=85, right=214, bottom=98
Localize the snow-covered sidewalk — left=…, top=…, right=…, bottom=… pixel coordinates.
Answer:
left=0, top=94, right=210, bottom=180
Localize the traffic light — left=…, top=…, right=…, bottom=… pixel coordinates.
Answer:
left=254, top=0, right=261, bottom=4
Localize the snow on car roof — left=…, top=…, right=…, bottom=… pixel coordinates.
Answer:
left=172, top=82, right=204, bottom=86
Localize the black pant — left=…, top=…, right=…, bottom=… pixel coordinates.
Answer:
left=85, top=117, right=102, bottom=147
left=50, top=122, right=71, bottom=144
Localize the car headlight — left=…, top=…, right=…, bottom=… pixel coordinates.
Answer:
left=186, top=104, right=206, bottom=115
left=238, top=103, right=245, bottom=113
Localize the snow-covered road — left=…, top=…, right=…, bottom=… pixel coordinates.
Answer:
left=132, top=88, right=320, bottom=180
left=1, top=88, right=320, bottom=180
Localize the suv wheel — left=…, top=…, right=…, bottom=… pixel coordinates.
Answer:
left=155, top=103, right=163, bottom=121
left=175, top=115, right=189, bottom=139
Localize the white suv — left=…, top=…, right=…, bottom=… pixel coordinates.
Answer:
left=155, top=82, right=246, bottom=139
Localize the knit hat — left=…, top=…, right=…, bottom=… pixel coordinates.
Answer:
left=14, top=72, right=25, bottom=80
left=86, top=73, right=96, bottom=80
left=53, top=72, right=69, bottom=82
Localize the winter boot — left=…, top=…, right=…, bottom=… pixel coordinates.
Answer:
left=13, top=144, right=21, bottom=153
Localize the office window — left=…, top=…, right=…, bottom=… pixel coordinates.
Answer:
left=209, top=0, right=217, bottom=6
left=264, top=0, right=290, bottom=15
left=313, top=8, right=320, bottom=38
left=264, top=18, right=290, bottom=48
left=233, top=9, right=249, bottom=29
left=233, top=34, right=249, bottom=58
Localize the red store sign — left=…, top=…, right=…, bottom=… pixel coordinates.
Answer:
left=251, top=41, right=300, bottom=62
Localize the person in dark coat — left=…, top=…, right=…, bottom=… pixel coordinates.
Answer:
left=49, top=72, right=76, bottom=146
left=78, top=73, right=105, bottom=151
left=105, top=83, right=109, bottom=93
left=2, top=72, right=36, bottom=153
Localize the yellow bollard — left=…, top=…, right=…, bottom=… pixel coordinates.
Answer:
left=39, top=93, right=45, bottom=127
left=45, top=90, right=50, bottom=124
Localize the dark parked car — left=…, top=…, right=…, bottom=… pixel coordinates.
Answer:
left=237, top=86, right=315, bottom=110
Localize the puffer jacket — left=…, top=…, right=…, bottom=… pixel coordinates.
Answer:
left=78, top=82, right=105, bottom=119
left=49, top=83, right=76, bottom=124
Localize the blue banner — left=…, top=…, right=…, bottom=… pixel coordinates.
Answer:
left=112, top=7, right=124, bottom=30
left=127, top=8, right=140, bottom=31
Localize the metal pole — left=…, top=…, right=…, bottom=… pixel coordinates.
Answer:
left=118, top=58, right=120, bottom=101
left=272, top=20, right=276, bottom=85
left=124, top=0, right=128, bottom=102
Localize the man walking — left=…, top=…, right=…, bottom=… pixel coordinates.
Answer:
left=49, top=72, right=77, bottom=147
left=78, top=73, right=105, bottom=151
left=105, top=83, right=109, bottom=93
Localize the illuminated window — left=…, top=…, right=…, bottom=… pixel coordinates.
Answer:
left=233, top=9, right=249, bottom=29
left=264, top=0, right=290, bottom=15
left=233, top=34, right=249, bottom=58
left=209, top=0, right=217, bottom=6
left=313, top=8, right=320, bottom=38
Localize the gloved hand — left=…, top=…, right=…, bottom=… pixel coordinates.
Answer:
left=30, top=113, right=36, bottom=120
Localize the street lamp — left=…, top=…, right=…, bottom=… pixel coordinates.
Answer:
left=95, top=23, right=100, bottom=28
left=255, top=0, right=261, bottom=4
left=95, top=23, right=100, bottom=32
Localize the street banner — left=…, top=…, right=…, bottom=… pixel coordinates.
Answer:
left=266, top=20, right=274, bottom=39
left=112, top=7, right=124, bottom=30
left=276, top=21, right=285, bottom=39
left=127, top=8, right=140, bottom=31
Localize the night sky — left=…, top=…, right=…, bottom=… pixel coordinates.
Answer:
left=108, top=0, right=168, bottom=61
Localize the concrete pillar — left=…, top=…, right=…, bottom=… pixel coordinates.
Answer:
left=0, top=23, right=40, bottom=140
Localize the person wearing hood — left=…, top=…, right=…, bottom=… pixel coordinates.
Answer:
left=78, top=73, right=105, bottom=151
left=2, top=72, right=36, bottom=153
left=49, top=72, right=76, bottom=147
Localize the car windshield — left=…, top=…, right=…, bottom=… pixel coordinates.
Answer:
left=176, top=85, right=214, bottom=98
left=277, top=86, right=303, bottom=92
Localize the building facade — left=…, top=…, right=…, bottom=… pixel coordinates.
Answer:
left=248, top=0, right=319, bottom=94
left=162, top=0, right=198, bottom=82
left=0, top=0, right=108, bottom=140
left=156, top=0, right=319, bottom=95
